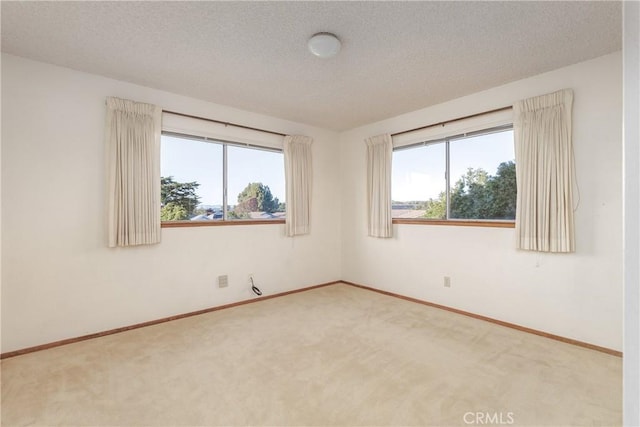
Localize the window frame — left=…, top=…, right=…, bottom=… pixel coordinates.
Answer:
left=160, top=131, right=286, bottom=228
left=392, top=124, right=516, bottom=228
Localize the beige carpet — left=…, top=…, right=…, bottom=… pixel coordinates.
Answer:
left=1, top=283, right=621, bottom=426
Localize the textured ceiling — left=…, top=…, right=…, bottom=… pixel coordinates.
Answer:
left=1, top=1, right=622, bottom=131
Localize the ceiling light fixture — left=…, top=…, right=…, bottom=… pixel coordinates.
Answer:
left=307, top=32, right=341, bottom=59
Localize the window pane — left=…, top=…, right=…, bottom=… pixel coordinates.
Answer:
left=449, top=129, right=516, bottom=220
left=227, top=146, right=285, bottom=220
left=160, top=135, right=223, bottom=221
left=392, top=143, right=446, bottom=219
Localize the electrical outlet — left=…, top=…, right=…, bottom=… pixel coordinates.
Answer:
left=444, top=276, right=451, bottom=288
left=218, top=275, right=228, bottom=288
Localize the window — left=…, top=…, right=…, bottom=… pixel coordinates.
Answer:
left=160, top=132, right=285, bottom=222
left=392, top=126, right=516, bottom=222
left=392, top=142, right=446, bottom=219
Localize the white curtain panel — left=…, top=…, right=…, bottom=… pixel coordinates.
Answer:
left=365, top=134, right=393, bottom=238
left=284, top=135, right=313, bottom=237
left=105, top=97, right=162, bottom=247
left=514, top=89, right=575, bottom=252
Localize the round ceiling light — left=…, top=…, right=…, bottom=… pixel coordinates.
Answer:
left=307, top=32, right=341, bottom=58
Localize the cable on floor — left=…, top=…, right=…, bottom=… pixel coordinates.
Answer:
left=250, top=276, right=262, bottom=296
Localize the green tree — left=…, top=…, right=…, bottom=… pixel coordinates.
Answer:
left=485, top=161, right=517, bottom=219
left=160, top=202, right=188, bottom=221
left=227, top=210, right=248, bottom=220
left=161, top=176, right=200, bottom=219
left=424, top=192, right=446, bottom=219
left=450, top=168, right=490, bottom=219
left=236, top=182, right=279, bottom=213
left=421, top=162, right=517, bottom=220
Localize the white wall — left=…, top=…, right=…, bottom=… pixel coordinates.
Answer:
left=623, top=1, right=640, bottom=423
left=0, top=55, right=3, bottom=354
left=340, top=52, right=623, bottom=351
left=0, top=54, right=342, bottom=353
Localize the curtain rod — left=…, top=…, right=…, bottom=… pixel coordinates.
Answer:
left=163, top=110, right=287, bottom=137
left=390, top=106, right=513, bottom=137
